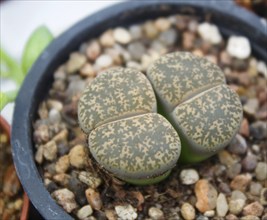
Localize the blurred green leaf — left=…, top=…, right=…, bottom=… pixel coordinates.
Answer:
left=0, top=90, right=18, bottom=110
left=21, top=25, right=53, bottom=74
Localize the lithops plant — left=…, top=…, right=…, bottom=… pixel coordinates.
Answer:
left=78, top=67, right=181, bottom=184
left=147, top=52, right=243, bottom=163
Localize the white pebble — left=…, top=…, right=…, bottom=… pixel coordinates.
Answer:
left=148, top=207, right=164, bottom=220
left=115, top=205, right=137, bottom=220
left=197, top=22, right=222, bottom=44
left=113, top=27, right=132, bottom=44
left=216, top=193, right=228, bottom=217
left=180, top=169, right=199, bottom=185
left=77, top=205, right=93, bottom=219
left=204, top=210, right=215, bottom=217
left=52, top=188, right=78, bottom=213
left=226, top=36, right=251, bottom=59
left=257, top=61, right=267, bottom=78
left=95, top=54, right=113, bottom=68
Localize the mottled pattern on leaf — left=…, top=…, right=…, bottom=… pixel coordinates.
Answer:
left=78, top=67, right=156, bottom=134
left=172, top=85, right=242, bottom=151
left=89, top=113, right=181, bottom=179
left=147, top=52, right=225, bottom=111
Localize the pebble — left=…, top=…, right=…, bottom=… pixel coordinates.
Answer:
left=182, top=31, right=195, bottom=50
left=180, top=169, right=199, bottom=185
left=216, top=193, right=228, bottom=217
left=127, top=42, right=146, bottom=61
left=243, top=98, right=259, bottom=116
left=95, top=54, right=113, bottom=68
left=154, top=17, right=171, bottom=32
left=204, top=210, right=215, bottom=217
left=257, top=61, right=267, bottom=78
left=53, top=173, right=70, bottom=187
left=195, top=179, right=218, bottom=212
left=260, top=188, right=267, bottom=205
left=249, top=182, right=262, bottom=196
left=100, top=30, right=115, bottom=47
left=126, top=61, right=142, bottom=71
left=159, top=28, right=177, bottom=46
left=197, top=22, right=222, bottom=44
left=220, top=50, right=231, bottom=66
left=52, top=188, right=78, bottom=213
left=196, top=215, right=209, bottom=220
left=85, top=188, right=102, bottom=210
left=143, top=21, right=159, bottom=39
left=243, top=201, right=264, bottom=217
left=35, top=145, right=44, bottom=164
left=230, top=173, right=252, bottom=191
left=115, top=205, right=137, bottom=220
left=86, top=40, right=101, bottom=61
left=66, top=52, right=87, bottom=74
left=250, top=121, right=267, bottom=140
left=43, top=140, right=57, bottom=161
left=180, top=203, right=195, bottom=220
left=241, top=153, right=257, bottom=171
left=78, top=171, right=102, bottom=189
left=148, top=207, right=164, bottom=220
left=255, top=162, right=267, bottom=181
left=47, top=99, right=63, bottom=112
left=240, top=216, right=260, bottom=220
left=226, top=36, right=251, bottom=59
left=77, top=205, right=93, bottom=220
left=66, top=79, right=86, bottom=98
left=226, top=214, right=239, bottom=220
left=218, top=150, right=236, bottom=167
left=3, top=165, right=21, bottom=197
left=228, top=134, right=248, bottom=154
left=151, top=40, right=167, bottom=54
left=68, top=175, right=87, bottom=206
left=49, top=108, right=61, bottom=123
left=227, top=163, right=241, bottom=179
left=55, top=155, right=70, bottom=173
left=113, top=27, right=132, bottom=44
left=80, top=63, right=96, bottom=78
left=69, top=145, right=87, bottom=169
left=219, top=182, right=231, bottom=195
left=129, top=25, right=142, bottom=40
left=105, top=209, right=117, bottom=220
left=231, top=190, right=247, bottom=201
left=229, top=199, right=245, bottom=215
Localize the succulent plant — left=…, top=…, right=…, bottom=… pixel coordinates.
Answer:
left=147, top=52, right=243, bottom=163
left=78, top=68, right=181, bottom=184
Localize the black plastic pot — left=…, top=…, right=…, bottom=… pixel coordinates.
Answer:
left=12, top=1, right=267, bottom=219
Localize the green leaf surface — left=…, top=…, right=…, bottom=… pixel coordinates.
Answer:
left=0, top=90, right=18, bottom=110
left=21, top=25, right=53, bottom=74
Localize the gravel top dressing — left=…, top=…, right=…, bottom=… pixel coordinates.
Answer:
left=33, top=14, right=267, bottom=220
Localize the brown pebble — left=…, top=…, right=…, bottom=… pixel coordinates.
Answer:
left=55, top=155, right=70, bottom=173
left=53, top=173, right=70, bottom=187
left=86, top=40, right=101, bottom=61
left=69, top=145, right=87, bottom=169
left=99, top=30, right=115, bottom=47
left=3, top=165, right=21, bottom=197
left=182, top=31, right=195, bottom=50
left=85, top=188, right=102, bottom=210
left=239, top=118, right=250, bottom=137
left=243, top=201, right=264, bottom=217
left=225, top=214, right=239, bottom=220
left=80, top=63, right=96, bottom=78
left=43, top=140, right=57, bottom=161
left=195, top=179, right=218, bottom=213
left=105, top=209, right=117, bottom=220
left=230, top=174, right=252, bottom=191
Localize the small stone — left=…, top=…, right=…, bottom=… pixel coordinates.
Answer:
left=225, top=214, right=239, bottom=220
left=52, top=188, right=78, bottom=213
left=230, top=174, right=252, bottom=191
left=43, top=140, right=57, bottom=161
left=35, top=145, right=44, bottom=164
left=229, top=199, right=245, bottom=215
left=195, top=179, right=218, bottom=212
left=243, top=201, right=263, bottom=217
left=85, top=188, right=102, bottom=210
left=218, top=150, right=236, bottom=167
left=159, top=29, right=177, bottom=46
left=242, top=216, right=260, bottom=220
left=260, top=188, right=267, bottom=205
left=228, top=134, right=247, bottom=154
left=100, top=30, right=115, bottom=47
left=66, top=52, right=87, bottom=74
left=257, top=60, right=267, bottom=78
left=231, top=190, right=247, bottom=201
left=220, top=50, right=231, bottom=66
left=80, top=63, right=96, bottom=78
left=55, top=155, right=70, bottom=173
left=155, top=17, right=171, bottom=32
left=242, top=153, right=257, bottom=171
left=105, top=209, right=117, bottom=220
left=255, top=162, right=267, bottom=181
left=226, top=36, right=251, bottom=59
left=129, top=25, right=142, bottom=40
left=115, top=205, right=137, bottom=220
left=78, top=171, right=102, bottom=188
left=49, top=108, right=61, bottom=123
left=196, top=215, right=209, bottom=220
left=127, top=42, right=146, bottom=61
left=227, top=163, right=241, bottom=179
left=68, top=175, right=87, bottom=206
left=250, top=121, right=267, bottom=140
left=53, top=173, right=70, bottom=187
left=77, top=205, right=93, bottom=220
left=219, top=182, right=231, bottom=195
left=69, top=145, right=87, bottom=169
left=243, top=98, right=259, bottom=116
left=180, top=169, right=199, bottom=185
left=126, top=61, right=142, bottom=71
left=197, top=22, right=222, bottom=44
left=181, top=203, right=195, bottom=220
left=95, top=54, right=113, bottom=68
left=47, top=99, right=63, bottom=112
left=249, top=182, right=262, bottom=196
left=239, top=118, right=250, bottom=137
left=182, top=31, right=195, bottom=50
left=143, top=21, right=159, bottom=39
left=113, top=27, right=132, bottom=44
left=86, top=40, right=101, bottom=61
left=148, top=207, right=164, bottom=220
left=66, top=79, right=86, bottom=98
left=204, top=210, right=215, bottom=217
left=216, top=193, right=228, bottom=217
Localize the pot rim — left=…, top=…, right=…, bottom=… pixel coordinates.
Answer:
left=12, top=1, right=267, bottom=219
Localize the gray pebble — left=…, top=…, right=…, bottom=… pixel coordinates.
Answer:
left=219, top=182, right=231, bottom=195
left=49, top=108, right=61, bottom=124
left=260, top=188, right=267, bottom=205
left=151, top=40, right=168, bottom=54
left=180, top=169, right=199, bottom=185
left=227, top=163, right=241, bottom=179
left=228, top=134, right=247, bottom=155
left=249, top=182, right=262, bottom=196
left=231, top=190, right=247, bottom=201
left=196, top=215, right=209, bottom=220
left=159, top=28, right=177, bottom=46
left=243, top=98, right=259, bottom=116
left=148, top=207, right=164, bottom=220
left=68, top=175, right=87, bottom=206
left=127, top=42, right=146, bottom=61
left=242, top=153, right=257, bottom=171
left=255, top=162, right=267, bottom=180
left=129, top=25, right=142, bottom=40
left=229, top=199, right=245, bottom=215
left=250, top=121, right=267, bottom=140
left=77, top=205, right=93, bottom=220
left=66, top=79, right=86, bottom=98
